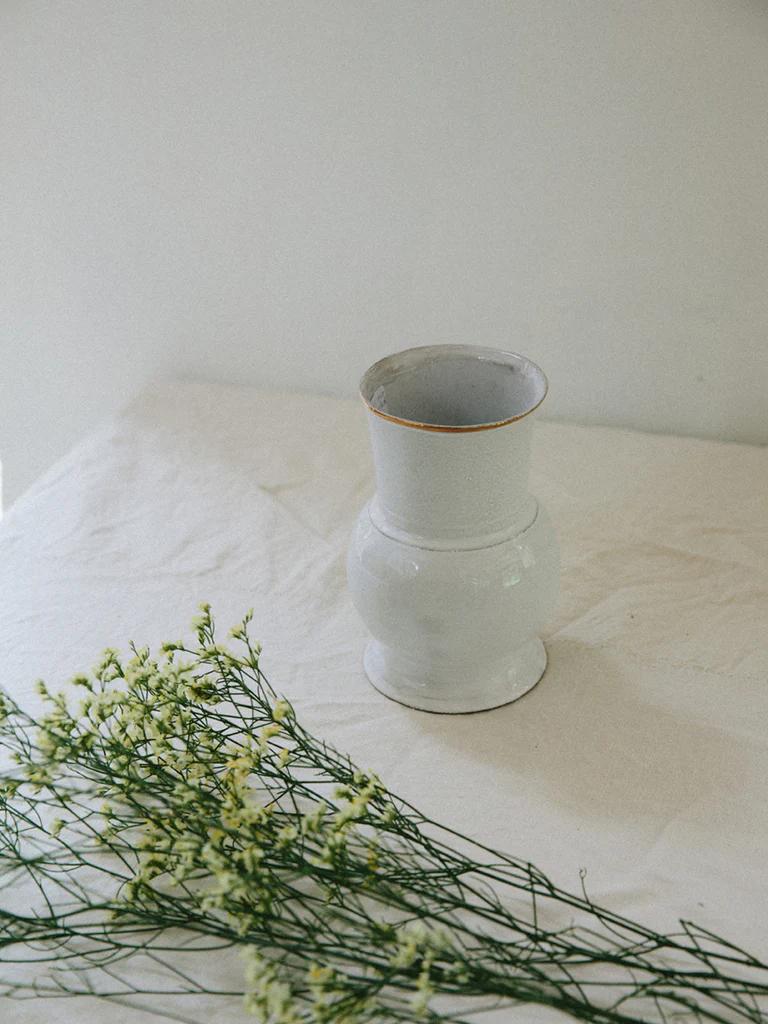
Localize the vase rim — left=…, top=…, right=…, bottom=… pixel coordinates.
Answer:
left=359, top=344, right=548, bottom=433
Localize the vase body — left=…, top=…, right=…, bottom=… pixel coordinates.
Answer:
left=347, top=344, right=559, bottom=713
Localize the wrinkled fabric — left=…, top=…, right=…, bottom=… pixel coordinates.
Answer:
left=1, top=379, right=766, bottom=1023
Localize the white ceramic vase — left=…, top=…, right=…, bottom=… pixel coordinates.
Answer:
left=347, top=344, right=559, bottom=714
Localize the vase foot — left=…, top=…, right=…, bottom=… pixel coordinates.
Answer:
left=363, top=637, right=547, bottom=714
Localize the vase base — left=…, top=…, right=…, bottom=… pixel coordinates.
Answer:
left=363, top=637, right=547, bottom=714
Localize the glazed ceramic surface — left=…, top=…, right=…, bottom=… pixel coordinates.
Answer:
left=347, top=344, right=559, bottom=713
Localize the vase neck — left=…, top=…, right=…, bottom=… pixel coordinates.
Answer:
left=367, top=414, right=536, bottom=545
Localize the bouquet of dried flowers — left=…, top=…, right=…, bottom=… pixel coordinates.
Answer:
left=0, top=605, right=766, bottom=1023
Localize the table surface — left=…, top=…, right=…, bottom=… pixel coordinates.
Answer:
left=1, top=379, right=767, bottom=1023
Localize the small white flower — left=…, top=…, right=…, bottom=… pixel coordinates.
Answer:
left=272, top=699, right=292, bottom=723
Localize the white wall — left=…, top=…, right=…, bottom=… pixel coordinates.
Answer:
left=2, top=1, right=767, bottom=508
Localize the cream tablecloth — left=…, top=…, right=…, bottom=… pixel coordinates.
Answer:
left=1, top=380, right=767, bottom=1022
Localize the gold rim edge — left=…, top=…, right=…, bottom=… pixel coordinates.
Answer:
left=360, top=379, right=548, bottom=433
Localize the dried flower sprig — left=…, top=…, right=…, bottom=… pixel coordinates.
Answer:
left=0, top=605, right=766, bottom=1023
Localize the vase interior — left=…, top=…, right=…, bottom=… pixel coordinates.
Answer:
left=361, top=345, right=547, bottom=429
